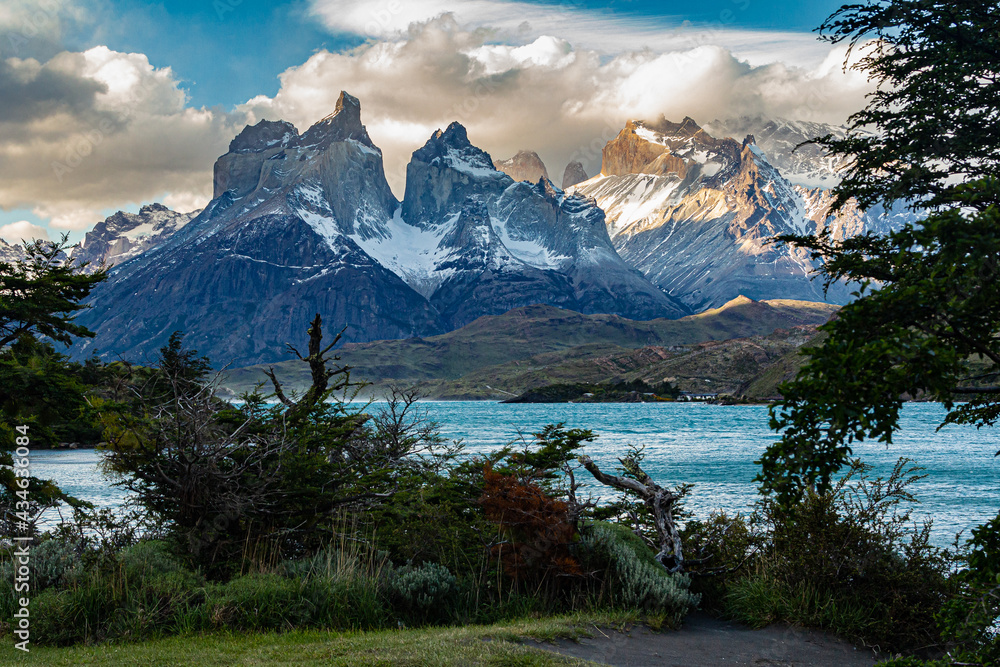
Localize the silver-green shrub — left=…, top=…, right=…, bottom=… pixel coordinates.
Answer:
left=580, top=523, right=699, bottom=622
left=0, top=538, right=83, bottom=591
left=385, top=561, right=458, bottom=624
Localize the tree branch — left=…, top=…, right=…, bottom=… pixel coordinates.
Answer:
left=263, top=367, right=295, bottom=408
left=579, top=455, right=687, bottom=573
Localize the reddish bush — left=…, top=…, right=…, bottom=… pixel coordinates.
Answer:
left=480, top=465, right=582, bottom=588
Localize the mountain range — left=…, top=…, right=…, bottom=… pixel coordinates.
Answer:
left=67, top=92, right=908, bottom=366
left=569, top=116, right=916, bottom=310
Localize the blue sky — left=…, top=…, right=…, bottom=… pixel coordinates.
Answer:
left=0, top=0, right=863, bottom=243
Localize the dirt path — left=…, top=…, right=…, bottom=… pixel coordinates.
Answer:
left=529, top=614, right=880, bottom=666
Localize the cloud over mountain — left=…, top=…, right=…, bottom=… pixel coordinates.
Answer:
left=0, top=45, right=244, bottom=230
left=0, top=2, right=871, bottom=235
left=241, top=17, right=870, bottom=195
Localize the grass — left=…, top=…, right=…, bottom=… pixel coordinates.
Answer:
left=0, top=613, right=634, bottom=666
left=725, top=574, right=876, bottom=641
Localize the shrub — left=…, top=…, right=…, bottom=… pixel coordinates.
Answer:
left=0, top=538, right=83, bottom=592
left=386, top=561, right=460, bottom=625
left=726, top=459, right=954, bottom=652
left=681, top=512, right=759, bottom=609
left=579, top=521, right=699, bottom=627
left=480, top=465, right=582, bottom=592
left=26, top=540, right=207, bottom=645
left=205, top=573, right=316, bottom=631
left=206, top=569, right=389, bottom=633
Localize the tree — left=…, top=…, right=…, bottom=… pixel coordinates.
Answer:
left=759, top=0, right=1000, bottom=505
left=100, top=316, right=445, bottom=572
left=812, top=0, right=1000, bottom=213
left=759, top=183, right=1000, bottom=503
left=580, top=451, right=691, bottom=573
left=0, top=235, right=107, bottom=349
left=0, top=236, right=106, bottom=532
left=758, top=1, right=999, bottom=661
left=0, top=336, right=106, bottom=448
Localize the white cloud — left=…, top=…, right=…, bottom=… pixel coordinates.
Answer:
left=0, top=220, right=50, bottom=243
left=0, top=0, right=87, bottom=60
left=307, top=0, right=835, bottom=68
left=0, top=6, right=873, bottom=236
left=240, top=18, right=873, bottom=195
left=0, top=46, right=245, bottom=230
left=162, top=189, right=211, bottom=214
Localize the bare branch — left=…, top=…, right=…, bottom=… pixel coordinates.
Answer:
left=262, top=367, right=295, bottom=408
left=579, top=455, right=687, bottom=573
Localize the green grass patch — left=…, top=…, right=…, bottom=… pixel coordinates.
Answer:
left=0, top=612, right=632, bottom=666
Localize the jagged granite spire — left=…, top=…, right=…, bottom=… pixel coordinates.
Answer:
left=296, top=91, right=375, bottom=149
left=410, top=122, right=494, bottom=168
left=493, top=150, right=549, bottom=183
left=403, top=122, right=506, bottom=224
left=228, top=119, right=298, bottom=154
left=561, top=161, right=588, bottom=189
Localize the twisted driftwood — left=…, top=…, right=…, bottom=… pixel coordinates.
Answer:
left=579, top=455, right=686, bottom=573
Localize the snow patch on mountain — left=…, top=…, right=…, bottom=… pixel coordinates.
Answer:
left=352, top=208, right=457, bottom=297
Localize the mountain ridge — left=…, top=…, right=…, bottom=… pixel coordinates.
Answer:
left=570, top=115, right=917, bottom=310
left=220, top=295, right=837, bottom=398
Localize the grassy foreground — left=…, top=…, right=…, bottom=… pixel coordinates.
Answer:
left=0, top=613, right=631, bottom=666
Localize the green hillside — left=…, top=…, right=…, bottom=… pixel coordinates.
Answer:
left=220, top=297, right=837, bottom=399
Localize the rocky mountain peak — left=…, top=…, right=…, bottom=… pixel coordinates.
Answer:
left=0, top=238, right=23, bottom=263
left=599, top=116, right=747, bottom=181
left=742, top=134, right=757, bottom=148
left=73, top=204, right=199, bottom=272
left=704, top=116, right=851, bottom=188
left=228, top=119, right=298, bottom=154
left=493, top=150, right=549, bottom=183
left=562, top=161, right=588, bottom=189
left=296, top=91, right=375, bottom=149
left=138, top=203, right=172, bottom=216
left=532, top=175, right=561, bottom=201
left=334, top=90, right=361, bottom=117
left=403, top=122, right=506, bottom=225
left=411, top=122, right=495, bottom=170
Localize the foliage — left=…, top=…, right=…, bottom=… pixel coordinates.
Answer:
left=0, top=238, right=107, bottom=533
left=0, top=336, right=105, bottom=449
left=97, top=324, right=400, bottom=573
left=759, top=2, right=1000, bottom=656
left=680, top=512, right=758, bottom=609
left=0, top=538, right=82, bottom=592
left=578, top=521, right=699, bottom=626
left=0, top=235, right=106, bottom=349
left=506, top=380, right=680, bottom=403
left=10, top=541, right=207, bottom=645
left=589, top=444, right=693, bottom=565
left=762, top=181, right=1000, bottom=504
left=812, top=1, right=1000, bottom=213
left=503, top=424, right=596, bottom=488
left=205, top=573, right=387, bottom=633
left=906, top=512, right=1000, bottom=665
left=733, top=459, right=954, bottom=652
left=481, top=465, right=583, bottom=590
left=386, top=561, right=460, bottom=625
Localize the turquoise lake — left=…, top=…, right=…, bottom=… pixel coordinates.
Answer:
left=27, top=402, right=999, bottom=546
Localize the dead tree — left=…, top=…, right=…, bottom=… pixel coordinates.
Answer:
left=579, top=455, right=687, bottom=573
left=263, top=313, right=351, bottom=422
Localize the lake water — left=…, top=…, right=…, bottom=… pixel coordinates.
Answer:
left=27, top=402, right=998, bottom=546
